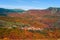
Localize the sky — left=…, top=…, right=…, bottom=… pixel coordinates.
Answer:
left=0, top=0, right=60, bottom=10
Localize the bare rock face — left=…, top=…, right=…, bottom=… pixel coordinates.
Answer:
left=47, top=7, right=60, bottom=16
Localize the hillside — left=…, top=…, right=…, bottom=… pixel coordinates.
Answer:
left=0, top=7, right=60, bottom=40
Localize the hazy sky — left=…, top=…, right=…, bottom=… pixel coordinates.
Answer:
left=0, top=0, right=60, bottom=10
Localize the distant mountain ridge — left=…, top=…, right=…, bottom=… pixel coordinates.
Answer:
left=0, top=7, right=60, bottom=16
left=0, top=8, right=25, bottom=16
left=0, top=8, right=25, bottom=13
